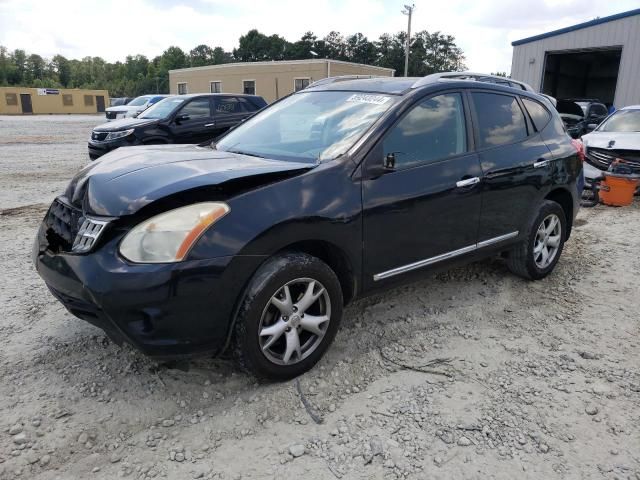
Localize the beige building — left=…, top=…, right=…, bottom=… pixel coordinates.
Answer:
left=0, top=87, right=109, bottom=115
left=169, top=59, right=395, bottom=103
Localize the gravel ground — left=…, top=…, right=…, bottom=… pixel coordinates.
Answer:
left=0, top=115, right=638, bottom=480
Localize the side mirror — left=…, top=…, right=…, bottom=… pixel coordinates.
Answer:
left=586, top=123, right=598, bottom=132
left=175, top=113, right=190, bottom=123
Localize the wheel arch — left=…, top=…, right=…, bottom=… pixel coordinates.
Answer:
left=545, top=187, right=574, bottom=239
left=275, top=239, right=358, bottom=305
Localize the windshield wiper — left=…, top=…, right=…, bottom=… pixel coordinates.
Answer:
left=227, top=149, right=265, bottom=159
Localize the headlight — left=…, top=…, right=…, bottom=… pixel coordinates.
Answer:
left=119, top=202, right=230, bottom=263
left=105, top=129, right=134, bottom=141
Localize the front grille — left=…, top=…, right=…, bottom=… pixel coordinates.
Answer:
left=46, top=198, right=82, bottom=248
left=587, top=147, right=640, bottom=174
left=105, top=111, right=123, bottom=120
left=91, top=131, right=108, bottom=141
left=72, top=217, right=109, bottom=253
left=45, top=197, right=110, bottom=253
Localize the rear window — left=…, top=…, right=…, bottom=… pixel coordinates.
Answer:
left=522, top=98, right=551, bottom=131
left=472, top=92, right=528, bottom=148
left=589, top=104, right=608, bottom=117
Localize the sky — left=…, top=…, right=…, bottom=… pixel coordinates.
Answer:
left=0, top=0, right=638, bottom=73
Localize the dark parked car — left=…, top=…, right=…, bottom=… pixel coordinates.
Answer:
left=34, top=74, right=582, bottom=380
left=89, top=94, right=267, bottom=159
left=556, top=98, right=608, bottom=138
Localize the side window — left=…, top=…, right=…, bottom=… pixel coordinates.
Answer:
left=214, top=97, right=245, bottom=114
left=243, top=80, right=256, bottom=95
left=472, top=92, right=528, bottom=148
left=383, top=93, right=467, bottom=170
left=294, top=78, right=310, bottom=92
left=237, top=97, right=257, bottom=112
left=522, top=97, right=551, bottom=132
left=180, top=98, right=211, bottom=119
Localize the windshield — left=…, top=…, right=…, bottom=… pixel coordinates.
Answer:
left=215, top=91, right=397, bottom=162
left=110, top=98, right=125, bottom=107
left=138, top=97, right=186, bottom=119
left=128, top=96, right=151, bottom=107
left=597, top=109, right=640, bottom=132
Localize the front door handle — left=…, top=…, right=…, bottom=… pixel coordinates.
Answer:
left=204, top=123, right=215, bottom=127
left=456, top=177, right=481, bottom=188
left=533, top=159, right=550, bottom=168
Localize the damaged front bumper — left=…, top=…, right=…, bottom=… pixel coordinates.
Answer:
left=33, top=219, right=264, bottom=359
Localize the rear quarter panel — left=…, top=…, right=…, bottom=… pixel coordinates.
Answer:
left=539, top=111, right=583, bottom=222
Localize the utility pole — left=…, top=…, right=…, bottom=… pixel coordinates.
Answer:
left=402, top=4, right=415, bottom=77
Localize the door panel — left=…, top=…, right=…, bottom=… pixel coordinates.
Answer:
left=470, top=92, right=553, bottom=242
left=170, top=98, right=215, bottom=143
left=363, top=152, right=483, bottom=283
left=362, top=91, right=483, bottom=287
left=477, top=135, right=553, bottom=240
left=20, top=94, right=33, bottom=114
left=212, top=97, right=251, bottom=137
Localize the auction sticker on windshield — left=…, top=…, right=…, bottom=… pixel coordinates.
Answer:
left=346, top=94, right=391, bottom=105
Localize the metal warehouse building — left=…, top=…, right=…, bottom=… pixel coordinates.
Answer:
left=0, top=87, right=109, bottom=114
left=511, top=8, right=640, bottom=108
left=169, top=59, right=395, bottom=103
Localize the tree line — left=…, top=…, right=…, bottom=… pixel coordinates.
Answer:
left=0, top=29, right=466, bottom=97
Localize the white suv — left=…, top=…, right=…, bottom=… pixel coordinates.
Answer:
left=104, top=95, right=169, bottom=121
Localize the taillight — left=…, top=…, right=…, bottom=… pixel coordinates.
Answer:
left=571, top=138, right=585, bottom=162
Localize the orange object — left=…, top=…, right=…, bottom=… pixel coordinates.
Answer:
left=599, top=174, right=639, bottom=207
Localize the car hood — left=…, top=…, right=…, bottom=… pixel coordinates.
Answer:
left=582, top=131, right=640, bottom=150
left=65, top=144, right=315, bottom=217
left=556, top=100, right=585, bottom=125
left=94, top=118, right=160, bottom=132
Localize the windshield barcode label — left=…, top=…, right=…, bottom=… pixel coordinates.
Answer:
left=346, top=94, right=390, bottom=105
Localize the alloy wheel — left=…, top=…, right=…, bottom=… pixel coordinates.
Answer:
left=258, top=278, right=331, bottom=366
left=533, top=213, right=562, bottom=269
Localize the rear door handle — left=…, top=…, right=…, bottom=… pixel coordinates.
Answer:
left=456, top=177, right=481, bottom=188
left=533, top=159, right=550, bottom=168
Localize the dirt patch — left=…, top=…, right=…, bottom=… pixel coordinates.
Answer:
left=0, top=203, right=48, bottom=217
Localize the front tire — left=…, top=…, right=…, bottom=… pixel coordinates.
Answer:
left=233, top=252, right=343, bottom=381
left=506, top=200, right=567, bottom=280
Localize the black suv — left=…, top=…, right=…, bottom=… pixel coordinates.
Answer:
left=88, top=94, right=267, bottom=159
left=35, top=74, right=582, bottom=380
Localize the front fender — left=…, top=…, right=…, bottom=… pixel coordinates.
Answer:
left=187, top=159, right=362, bottom=270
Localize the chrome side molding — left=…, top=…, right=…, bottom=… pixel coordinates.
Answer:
left=373, top=231, right=519, bottom=281
left=533, top=159, right=550, bottom=168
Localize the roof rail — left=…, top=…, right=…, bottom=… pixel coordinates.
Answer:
left=307, top=75, right=379, bottom=89
left=411, top=72, right=535, bottom=92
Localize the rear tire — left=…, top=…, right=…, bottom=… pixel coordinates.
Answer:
left=233, top=252, right=343, bottom=381
left=506, top=200, right=567, bottom=280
